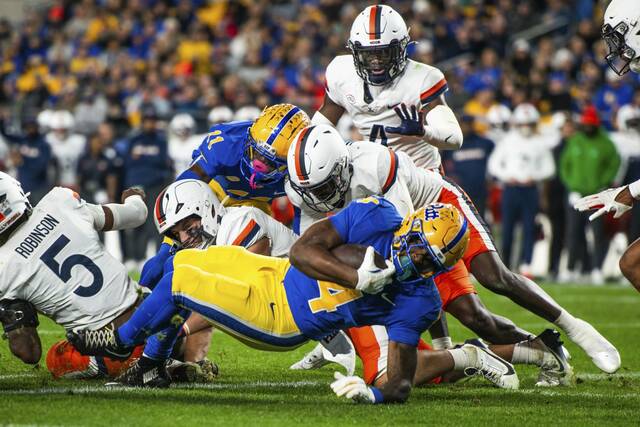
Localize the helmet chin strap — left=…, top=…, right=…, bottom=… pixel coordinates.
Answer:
left=249, top=159, right=271, bottom=190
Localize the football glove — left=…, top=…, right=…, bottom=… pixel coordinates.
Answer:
left=330, top=372, right=376, bottom=404
left=385, top=103, right=425, bottom=137
left=356, top=246, right=395, bottom=294
left=573, top=186, right=632, bottom=221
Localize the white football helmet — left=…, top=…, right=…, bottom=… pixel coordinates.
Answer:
left=208, top=106, right=234, bottom=126
left=287, top=125, right=352, bottom=213
left=616, top=104, right=640, bottom=131
left=603, top=0, right=640, bottom=75
left=49, top=110, right=74, bottom=131
left=234, top=106, right=261, bottom=122
left=348, top=5, right=410, bottom=86
left=0, top=172, right=31, bottom=237
left=512, top=104, right=539, bottom=137
left=153, top=179, right=225, bottom=249
left=487, top=104, right=512, bottom=128
left=169, top=113, right=196, bottom=138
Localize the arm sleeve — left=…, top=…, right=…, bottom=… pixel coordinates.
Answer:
left=86, top=195, right=148, bottom=231
left=424, top=105, right=463, bottom=150
left=218, top=210, right=267, bottom=248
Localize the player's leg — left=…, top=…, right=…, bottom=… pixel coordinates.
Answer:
left=446, top=294, right=531, bottom=344
left=619, top=237, right=640, bottom=291
left=441, top=182, right=620, bottom=373
left=519, top=186, right=538, bottom=272
left=500, top=186, right=518, bottom=269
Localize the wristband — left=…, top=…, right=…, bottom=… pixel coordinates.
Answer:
left=370, top=386, right=384, bottom=403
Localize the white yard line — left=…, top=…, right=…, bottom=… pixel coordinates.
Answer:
left=0, top=373, right=38, bottom=380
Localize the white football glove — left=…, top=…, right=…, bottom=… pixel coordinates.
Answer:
left=573, top=186, right=632, bottom=221
left=330, top=372, right=376, bottom=404
left=356, top=246, right=395, bottom=294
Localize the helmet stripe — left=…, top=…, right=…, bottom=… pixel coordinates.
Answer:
left=155, top=189, right=167, bottom=225
left=265, top=106, right=301, bottom=147
left=441, top=216, right=468, bottom=254
left=381, top=148, right=399, bottom=193
left=294, top=126, right=314, bottom=181
left=369, top=5, right=381, bottom=40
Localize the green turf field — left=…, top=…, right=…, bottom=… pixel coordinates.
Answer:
left=1, top=283, right=639, bottom=426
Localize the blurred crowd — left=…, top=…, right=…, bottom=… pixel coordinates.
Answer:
left=0, top=0, right=638, bottom=281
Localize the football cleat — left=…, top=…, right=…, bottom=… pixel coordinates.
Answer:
left=167, top=358, right=219, bottom=383
left=462, top=342, right=519, bottom=390
left=290, top=343, right=329, bottom=371
left=535, top=329, right=575, bottom=387
left=109, top=357, right=171, bottom=388
left=564, top=318, right=620, bottom=373
left=66, top=325, right=133, bottom=361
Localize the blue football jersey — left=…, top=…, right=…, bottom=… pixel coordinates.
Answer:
left=283, top=197, right=442, bottom=346
left=185, top=121, right=286, bottom=202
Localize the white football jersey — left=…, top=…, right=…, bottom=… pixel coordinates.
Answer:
left=217, top=206, right=297, bottom=257
left=169, top=134, right=205, bottom=178
left=286, top=142, right=444, bottom=233
left=0, top=187, right=140, bottom=331
left=325, top=55, right=449, bottom=170
left=45, top=133, right=86, bottom=187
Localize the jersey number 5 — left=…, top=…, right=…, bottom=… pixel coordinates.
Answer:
left=308, top=281, right=362, bottom=314
left=40, top=235, right=104, bottom=297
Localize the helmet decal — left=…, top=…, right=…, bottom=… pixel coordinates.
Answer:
left=369, top=5, right=382, bottom=40
left=294, top=126, right=315, bottom=182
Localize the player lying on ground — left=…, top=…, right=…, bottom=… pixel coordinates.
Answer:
left=574, top=180, right=640, bottom=293
left=0, top=172, right=217, bottom=381
left=287, top=124, right=619, bottom=374
left=69, top=199, right=523, bottom=403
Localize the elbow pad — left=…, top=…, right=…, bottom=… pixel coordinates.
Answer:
left=311, top=111, right=335, bottom=126
left=425, top=105, right=463, bottom=149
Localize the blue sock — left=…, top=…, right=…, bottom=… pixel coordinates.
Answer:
left=118, top=272, right=181, bottom=346
left=143, top=317, right=187, bottom=361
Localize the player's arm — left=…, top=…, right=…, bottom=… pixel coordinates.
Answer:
left=331, top=340, right=416, bottom=404
left=86, top=187, right=148, bottom=232
left=1, top=300, right=41, bottom=364
left=312, top=93, right=345, bottom=126
left=177, top=162, right=211, bottom=183
left=246, top=237, right=271, bottom=256
left=289, top=219, right=358, bottom=287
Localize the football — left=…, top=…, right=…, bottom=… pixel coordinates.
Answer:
left=330, top=243, right=387, bottom=269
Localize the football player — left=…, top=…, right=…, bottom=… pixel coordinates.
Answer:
left=0, top=172, right=147, bottom=370
left=69, top=199, right=525, bottom=401
left=287, top=125, right=619, bottom=376
left=178, top=103, right=309, bottom=213
left=602, top=0, right=640, bottom=75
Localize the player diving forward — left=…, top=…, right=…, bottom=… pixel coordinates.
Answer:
left=69, top=198, right=526, bottom=402
left=287, top=125, right=618, bottom=375
left=0, top=172, right=148, bottom=373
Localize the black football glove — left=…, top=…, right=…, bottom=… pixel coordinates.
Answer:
left=385, top=103, right=425, bottom=137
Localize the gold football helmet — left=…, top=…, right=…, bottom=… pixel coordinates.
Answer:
left=241, top=104, right=309, bottom=189
left=392, top=203, right=469, bottom=280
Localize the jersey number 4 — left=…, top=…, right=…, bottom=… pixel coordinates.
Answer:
left=40, top=235, right=104, bottom=297
left=308, top=281, right=362, bottom=314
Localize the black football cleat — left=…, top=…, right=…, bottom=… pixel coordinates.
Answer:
left=66, top=325, right=133, bottom=361
left=535, top=329, right=575, bottom=387
left=110, top=356, right=171, bottom=388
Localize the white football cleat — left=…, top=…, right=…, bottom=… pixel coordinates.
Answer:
left=462, top=342, right=519, bottom=390
left=565, top=318, right=620, bottom=373
left=290, top=343, right=328, bottom=371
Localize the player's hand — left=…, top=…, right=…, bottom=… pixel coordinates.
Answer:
left=356, top=246, right=395, bottom=294
left=121, top=187, right=146, bottom=203
left=573, top=186, right=633, bottom=221
left=330, top=372, right=376, bottom=404
left=384, top=103, right=425, bottom=137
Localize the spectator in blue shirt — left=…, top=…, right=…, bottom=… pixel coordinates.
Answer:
left=442, top=115, right=494, bottom=219
left=122, top=106, right=172, bottom=268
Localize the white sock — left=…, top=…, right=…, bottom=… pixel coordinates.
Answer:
left=448, top=347, right=472, bottom=370
left=511, top=341, right=545, bottom=366
left=553, top=309, right=580, bottom=335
